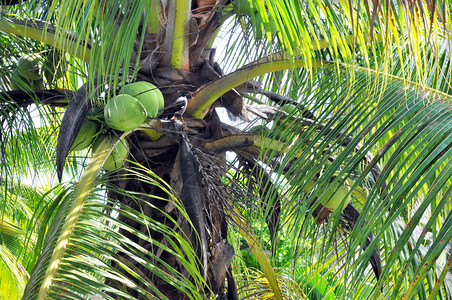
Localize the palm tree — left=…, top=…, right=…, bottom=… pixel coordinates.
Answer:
left=1, top=0, right=452, bottom=299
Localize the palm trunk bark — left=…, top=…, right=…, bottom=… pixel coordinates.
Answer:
left=105, top=125, right=233, bottom=298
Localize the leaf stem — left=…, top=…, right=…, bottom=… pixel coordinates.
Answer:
left=37, top=135, right=124, bottom=299
left=146, top=0, right=161, bottom=34
left=170, top=0, right=191, bottom=70
left=0, top=18, right=90, bottom=62
left=230, top=203, right=284, bottom=300
left=187, top=59, right=327, bottom=118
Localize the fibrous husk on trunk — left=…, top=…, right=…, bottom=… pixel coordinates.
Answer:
left=104, top=119, right=236, bottom=298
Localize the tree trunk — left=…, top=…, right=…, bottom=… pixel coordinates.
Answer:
left=105, top=120, right=234, bottom=298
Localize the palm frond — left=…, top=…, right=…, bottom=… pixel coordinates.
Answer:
left=1, top=0, right=451, bottom=298
left=230, top=66, right=452, bottom=297
left=0, top=179, right=67, bottom=299
left=23, top=137, right=207, bottom=299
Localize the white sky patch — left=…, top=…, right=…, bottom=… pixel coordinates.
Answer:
left=29, top=104, right=42, bottom=127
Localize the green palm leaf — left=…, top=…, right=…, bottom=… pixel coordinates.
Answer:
left=236, top=68, right=452, bottom=298
left=22, top=137, right=206, bottom=299
left=1, top=0, right=451, bottom=298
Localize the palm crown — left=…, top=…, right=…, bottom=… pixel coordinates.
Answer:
left=0, top=0, right=451, bottom=299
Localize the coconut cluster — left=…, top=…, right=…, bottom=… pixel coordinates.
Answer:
left=302, top=179, right=350, bottom=212
left=10, top=54, right=45, bottom=91
left=248, top=103, right=350, bottom=213
left=10, top=51, right=64, bottom=91
left=105, top=81, right=164, bottom=131
left=71, top=81, right=164, bottom=171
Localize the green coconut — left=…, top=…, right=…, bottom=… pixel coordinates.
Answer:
left=104, top=138, right=129, bottom=171
left=92, top=134, right=105, bottom=152
left=320, top=181, right=350, bottom=211
left=155, top=88, right=165, bottom=111
left=270, top=122, right=296, bottom=141
left=302, top=179, right=315, bottom=194
left=10, top=69, right=34, bottom=91
left=10, top=68, right=44, bottom=91
left=104, top=94, right=147, bottom=131
left=299, top=177, right=350, bottom=212
left=272, top=103, right=301, bottom=137
left=32, top=79, right=45, bottom=90
left=248, top=125, right=271, bottom=136
left=281, top=103, right=298, bottom=115
left=17, top=54, right=42, bottom=80
left=71, top=120, right=99, bottom=151
left=92, top=135, right=129, bottom=171
left=121, top=81, right=162, bottom=118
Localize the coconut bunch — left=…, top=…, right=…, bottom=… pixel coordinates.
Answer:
left=70, top=81, right=164, bottom=171
left=9, top=50, right=65, bottom=91
left=247, top=102, right=351, bottom=217
left=9, top=54, right=45, bottom=91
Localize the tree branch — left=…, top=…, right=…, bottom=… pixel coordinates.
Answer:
left=0, top=0, right=21, bottom=4
left=186, top=58, right=328, bottom=119
left=0, top=89, right=74, bottom=107
left=0, top=17, right=91, bottom=62
left=201, top=134, right=255, bottom=153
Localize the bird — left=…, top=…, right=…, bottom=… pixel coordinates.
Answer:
left=159, top=93, right=191, bottom=124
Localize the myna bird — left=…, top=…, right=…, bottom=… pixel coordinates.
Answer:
left=160, top=93, right=191, bottom=124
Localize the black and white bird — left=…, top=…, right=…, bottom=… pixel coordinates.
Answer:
left=160, top=94, right=191, bottom=123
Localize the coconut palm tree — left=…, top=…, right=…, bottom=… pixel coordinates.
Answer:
left=1, top=0, right=452, bottom=299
